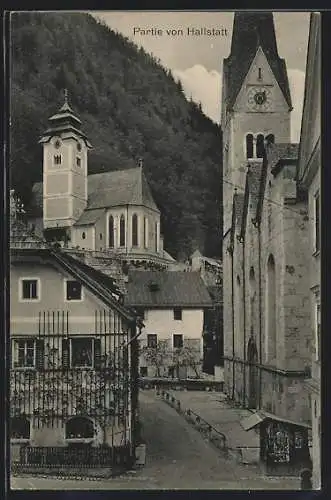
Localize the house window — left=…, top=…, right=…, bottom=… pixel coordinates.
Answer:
left=76, top=157, right=81, bottom=167
left=147, top=334, right=157, bottom=348
left=13, top=339, right=35, bottom=368
left=54, top=155, right=62, bottom=165
left=11, top=416, right=30, bottom=440
left=173, top=334, right=183, bottom=349
left=246, top=134, right=254, bottom=159
left=62, top=338, right=101, bottom=369
left=315, top=303, right=321, bottom=361
left=108, top=215, right=114, bottom=248
left=132, top=213, right=138, bottom=247
left=173, top=307, right=182, bottom=321
left=140, top=366, right=148, bottom=377
left=66, top=280, right=82, bottom=301
left=20, top=278, right=39, bottom=300
left=120, top=214, right=125, bottom=247
left=314, top=192, right=320, bottom=253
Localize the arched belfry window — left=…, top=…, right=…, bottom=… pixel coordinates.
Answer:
left=120, top=214, right=125, bottom=247
left=132, top=213, right=138, bottom=247
left=256, top=134, right=265, bottom=158
left=246, top=134, right=254, bottom=159
left=108, top=215, right=114, bottom=248
left=266, top=254, right=276, bottom=362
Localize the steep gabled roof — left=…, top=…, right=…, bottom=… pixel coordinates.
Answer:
left=86, top=166, right=159, bottom=212
left=124, top=271, right=213, bottom=308
left=223, top=12, right=292, bottom=112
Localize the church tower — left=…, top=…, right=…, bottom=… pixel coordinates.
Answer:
left=222, top=12, right=292, bottom=233
left=39, top=90, right=92, bottom=233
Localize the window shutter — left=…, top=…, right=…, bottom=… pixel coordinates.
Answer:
left=94, top=338, right=101, bottom=369
left=36, top=339, right=45, bottom=370
left=62, top=339, right=70, bottom=369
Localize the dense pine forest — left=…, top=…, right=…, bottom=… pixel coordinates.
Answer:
left=10, top=12, right=222, bottom=260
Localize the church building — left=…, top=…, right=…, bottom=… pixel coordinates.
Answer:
left=222, top=13, right=312, bottom=474
left=27, top=91, right=175, bottom=270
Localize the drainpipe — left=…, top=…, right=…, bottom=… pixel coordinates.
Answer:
left=126, top=205, right=129, bottom=255
left=258, top=222, right=262, bottom=409
left=231, top=249, right=235, bottom=400
left=242, top=237, right=247, bottom=407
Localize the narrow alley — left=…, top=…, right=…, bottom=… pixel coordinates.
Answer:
left=11, top=390, right=300, bottom=490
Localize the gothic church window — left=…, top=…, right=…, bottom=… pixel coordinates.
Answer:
left=76, top=157, right=81, bottom=167
left=132, top=213, right=138, bottom=247
left=120, top=214, right=125, bottom=247
left=54, top=155, right=62, bottom=165
left=144, top=217, right=148, bottom=248
left=108, top=216, right=114, bottom=248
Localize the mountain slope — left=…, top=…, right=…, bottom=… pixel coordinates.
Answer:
left=10, top=12, right=223, bottom=260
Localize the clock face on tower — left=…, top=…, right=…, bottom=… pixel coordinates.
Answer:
left=247, top=87, right=272, bottom=111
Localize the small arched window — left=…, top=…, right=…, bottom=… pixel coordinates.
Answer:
left=256, top=134, right=265, bottom=158
left=108, top=216, right=114, bottom=248
left=120, top=214, right=125, bottom=247
left=246, top=134, right=254, bottom=159
left=132, top=213, right=138, bottom=247
left=65, top=416, right=94, bottom=439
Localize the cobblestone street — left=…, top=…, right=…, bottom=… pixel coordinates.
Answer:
left=11, top=390, right=300, bottom=490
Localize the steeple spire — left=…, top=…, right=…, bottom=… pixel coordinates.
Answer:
left=59, top=87, right=73, bottom=114
left=223, top=12, right=292, bottom=112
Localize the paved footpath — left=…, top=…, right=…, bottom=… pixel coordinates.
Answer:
left=11, top=390, right=300, bottom=490
left=163, top=389, right=260, bottom=454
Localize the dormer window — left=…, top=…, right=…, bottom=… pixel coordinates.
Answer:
left=54, top=154, right=62, bottom=165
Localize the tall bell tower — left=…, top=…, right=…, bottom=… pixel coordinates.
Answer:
left=222, top=12, right=292, bottom=234
left=39, top=90, right=92, bottom=234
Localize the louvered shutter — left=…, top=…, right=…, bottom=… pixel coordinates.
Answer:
left=94, top=338, right=101, bottom=369
left=62, top=339, right=70, bottom=369
left=35, top=339, right=44, bottom=370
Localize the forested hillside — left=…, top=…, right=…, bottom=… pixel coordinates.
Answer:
left=10, top=12, right=222, bottom=260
